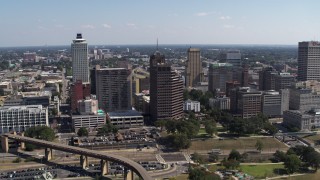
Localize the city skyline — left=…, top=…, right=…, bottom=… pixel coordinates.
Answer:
left=0, top=0, right=319, bottom=47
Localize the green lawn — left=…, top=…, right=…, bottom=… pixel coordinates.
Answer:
left=198, top=128, right=207, bottom=134
left=289, top=171, right=320, bottom=180
left=240, top=164, right=285, bottom=178
left=189, top=137, right=288, bottom=151
left=173, top=174, right=189, bottom=180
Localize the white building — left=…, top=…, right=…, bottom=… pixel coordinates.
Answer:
left=209, top=97, right=230, bottom=110
left=283, top=109, right=320, bottom=130
left=71, top=33, right=89, bottom=83
left=183, top=99, right=201, bottom=112
left=0, top=105, right=48, bottom=134
left=78, top=98, right=98, bottom=115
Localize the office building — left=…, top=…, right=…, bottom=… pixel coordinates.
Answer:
left=149, top=51, right=183, bottom=121
left=183, top=99, right=201, bottom=112
left=298, top=41, right=320, bottom=81
left=230, top=87, right=262, bottom=118
left=221, top=50, right=242, bottom=67
left=261, top=91, right=282, bottom=117
left=209, top=96, right=230, bottom=110
left=72, top=33, right=89, bottom=83
left=185, top=48, right=202, bottom=87
left=96, top=68, right=131, bottom=112
left=226, top=81, right=241, bottom=97
left=0, top=105, right=48, bottom=134
left=208, top=63, right=233, bottom=93
left=289, top=88, right=320, bottom=112
left=274, top=73, right=295, bottom=91
left=259, top=67, right=278, bottom=90
left=283, top=109, right=320, bottom=130
left=90, top=65, right=100, bottom=95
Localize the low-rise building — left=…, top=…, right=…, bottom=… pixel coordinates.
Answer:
left=107, top=110, right=144, bottom=129
left=72, top=110, right=106, bottom=132
left=209, top=96, right=230, bottom=110
left=0, top=105, right=48, bottom=134
left=283, top=109, right=320, bottom=130
left=183, top=99, right=201, bottom=112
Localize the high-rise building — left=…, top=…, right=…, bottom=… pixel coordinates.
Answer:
left=298, top=41, right=320, bottom=81
left=221, top=50, right=242, bottom=67
left=208, top=63, right=233, bottom=93
left=259, top=67, right=278, bottom=90
left=149, top=51, right=183, bottom=121
left=90, top=65, right=100, bottom=95
left=185, top=48, right=201, bottom=87
left=72, top=33, right=89, bottom=83
left=274, top=73, right=295, bottom=91
left=96, top=68, right=131, bottom=112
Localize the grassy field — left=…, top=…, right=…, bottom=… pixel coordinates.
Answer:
left=240, top=164, right=285, bottom=178
left=303, top=134, right=320, bottom=145
left=189, top=137, right=288, bottom=152
left=174, top=174, right=189, bottom=180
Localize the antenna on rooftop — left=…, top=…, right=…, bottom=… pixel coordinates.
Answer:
left=156, top=38, right=159, bottom=51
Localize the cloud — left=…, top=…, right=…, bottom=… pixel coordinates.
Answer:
left=55, top=24, right=64, bottom=28
left=219, top=16, right=231, bottom=20
left=81, top=24, right=95, bottom=29
left=223, top=24, right=235, bottom=29
left=102, top=24, right=111, bottom=28
left=195, top=12, right=211, bottom=16
left=37, top=26, right=47, bottom=30
left=126, top=23, right=138, bottom=29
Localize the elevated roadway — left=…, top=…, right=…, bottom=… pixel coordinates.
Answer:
left=2, top=133, right=152, bottom=180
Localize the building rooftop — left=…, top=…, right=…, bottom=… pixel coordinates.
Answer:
left=107, top=110, right=142, bottom=118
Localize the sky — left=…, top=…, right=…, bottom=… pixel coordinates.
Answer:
left=0, top=0, right=319, bottom=47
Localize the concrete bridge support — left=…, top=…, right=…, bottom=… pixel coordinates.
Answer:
left=1, top=136, right=9, bottom=153
left=20, top=132, right=25, bottom=150
left=45, top=148, right=53, bottom=161
left=124, top=168, right=134, bottom=180
left=80, top=155, right=89, bottom=169
left=100, top=159, right=109, bottom=176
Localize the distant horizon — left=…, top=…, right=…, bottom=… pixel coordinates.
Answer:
left=0, top=43, right=298, bottom=49
left=1, top=1, right=319, bottom=47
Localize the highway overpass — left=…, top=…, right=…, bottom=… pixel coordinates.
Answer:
left=1, top=133, right=152, bottom=180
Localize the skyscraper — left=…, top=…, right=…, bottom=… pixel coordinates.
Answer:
left=298, top=41, right=320, bottom=81
left=185, top=48, right=201, bottom=87
left=71, top=33, right=89, bottom=83
left=221, top=50, right=242, bottom=67
left=208, top=63, right=233, bottom=93
left=96, top=68, right=131, bottom=112
left=150, top=51, right=183, bottom=121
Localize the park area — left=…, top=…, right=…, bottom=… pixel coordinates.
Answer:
left=189, top=137, right=288, bottom=153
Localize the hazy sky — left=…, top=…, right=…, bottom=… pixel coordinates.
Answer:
left=0, top=0, right=319, bottom=47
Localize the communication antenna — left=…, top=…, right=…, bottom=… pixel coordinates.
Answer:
left=157, top=38, right=159, bottom=51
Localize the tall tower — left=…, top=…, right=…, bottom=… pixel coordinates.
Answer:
left=71, top=33, right=89, bottom=83
left=96, top=68, right=131, bottom=112
left=186, top=48, right=201, bottom=87
left=298, top=41, right=320, bottom=81
left=150, top=51, right=183, bottom=121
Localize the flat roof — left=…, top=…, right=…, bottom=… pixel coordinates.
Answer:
left=107, top=110, right=142, bottom=117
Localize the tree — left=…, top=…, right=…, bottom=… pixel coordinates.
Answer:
left=77, top=127, right=88, bottom=137
left=209, top=153, right=219, bottom=163
left=222, top=158, right=240, bottom=170
left=306, top=151, right=320, bottom=170
left=171, top=133, right=191, bottom=150
left=255, top=140, right=264, bottom=153
left=97, top=121, right=118, bottom=136
left=228, top=149, right=242, bottom=161
left=204, top=120, right=216, bottom=136
left=192, top=152, right=205, bottom=164
left=154, top=119, right=166, bottom=131
left=25, top=126, right=55, bottom=141
left=284, top=154, right=301, bottom=174
left=273, top=150, right=287, bottom=162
